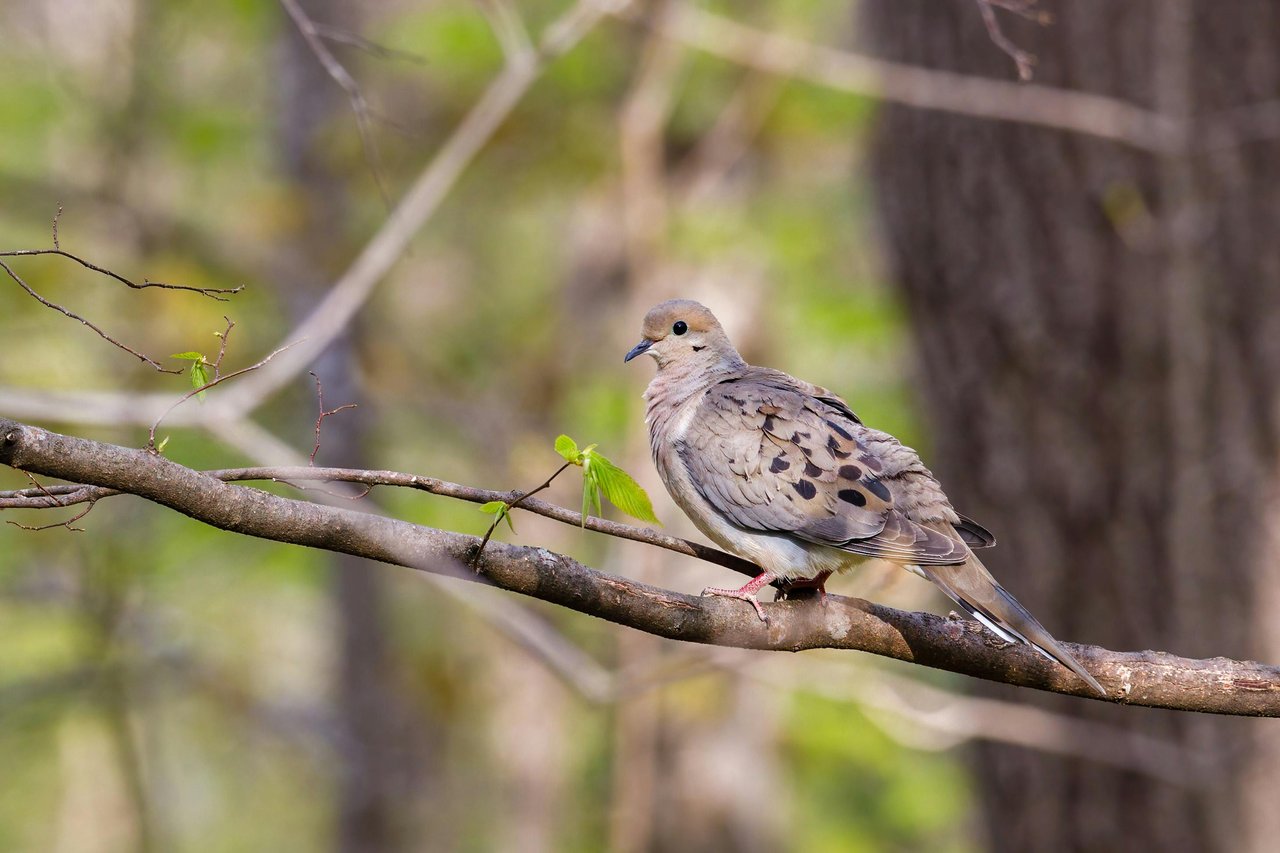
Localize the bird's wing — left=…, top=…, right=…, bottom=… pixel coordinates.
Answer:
left=677, top=372, right=972, bottom=566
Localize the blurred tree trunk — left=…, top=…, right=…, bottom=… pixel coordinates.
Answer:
left=277, top=5, right=432, bottom=851
left=862, top=1, right=1280, bottom=850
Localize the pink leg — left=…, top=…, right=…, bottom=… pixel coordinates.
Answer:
left=701, top=571, right=777, bottom=622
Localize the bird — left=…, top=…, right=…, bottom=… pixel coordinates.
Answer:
left=624, top=298, right=1105, bottom=696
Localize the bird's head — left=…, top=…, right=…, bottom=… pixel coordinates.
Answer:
left=624, top=299, right=744, bottom=372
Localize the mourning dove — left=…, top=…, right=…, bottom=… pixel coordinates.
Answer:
left=625, top=299, right=1105, bottom=695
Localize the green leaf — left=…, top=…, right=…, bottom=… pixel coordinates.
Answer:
left=480, top=500, right=516, bottom=533
left=156, top=436, right=170, bottom=454
left=191, top=361, right=210, bottom=401
left=580, top=467, right=601, bottom=527
left=554, top=434, right=581, bottom=463
left=583, top=450, right=660, bottom=525
left=171, top=351, right=205, bottom=361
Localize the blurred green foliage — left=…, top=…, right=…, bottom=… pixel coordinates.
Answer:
left=0, top=1, right=974, bottom=850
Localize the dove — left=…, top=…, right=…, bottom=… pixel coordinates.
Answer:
left=625, top=299, right=1105, bottom=695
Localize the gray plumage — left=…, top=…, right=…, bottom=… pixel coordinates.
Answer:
left=626, top=299, right=1105, bottom=696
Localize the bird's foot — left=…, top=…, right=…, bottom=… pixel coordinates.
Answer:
left=701, top=571, right=777, bottom=623
left=775, top=571, right=832, bottom=602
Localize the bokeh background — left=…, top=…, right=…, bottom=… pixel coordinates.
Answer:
left=2, top=1, right=1278, bottom=851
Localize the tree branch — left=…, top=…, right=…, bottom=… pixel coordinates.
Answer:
left=1, top=417, right=1277, bottom=716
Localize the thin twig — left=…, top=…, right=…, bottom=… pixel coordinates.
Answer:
left=278, top=0, right=391, bottom=206
left=0, top=248, right=243, bottom=300
left=0, top=482, right=118, bottom=506
left=4, top=474, right=96, bottom=532
left=310, top=21, right=429, bottom=64
left=308, top=372, right=357, bottom=465
left=212, top=317, right=235, bottom=378
left=147, top=340, right=306, bottom=449
left=6, top=499, right=97, bottom=532
left=475, top=460, right=574, bottom=558
left=973, top=0, right=1039, bottom=81
left=0, top=259, right=181, bottom=373
left=51, top=204, right=63, bottom=251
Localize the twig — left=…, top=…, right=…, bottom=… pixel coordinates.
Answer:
left=4, top=474, right=96, bottom=532
left=477, top=0, right=536, bottom=67
left=0, top=259, right=181, bottom=373
left=7, top=500, right=97, bottom=532
left=0, top=248, right=243, bottom=300
left=475, top=460, right=574, bottom=558
left=275, top=479, right=374, bottom=501
left=51, top=204, right=63, bottom=251
left=212, top=317, right=235, bottom=377
left=310, top=21, right=429, bottom=64
left=0, top=482, right=118, bottom=507
left=308, top=372, right=357, bottom=465
left=278, top=0, right=391, bottom=206
left=973, top=0, right=1039, bottom=81
left=147, top=340, right=305, bottom=449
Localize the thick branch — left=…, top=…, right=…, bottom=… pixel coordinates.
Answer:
left=1, top=417, right=1278, bottom=715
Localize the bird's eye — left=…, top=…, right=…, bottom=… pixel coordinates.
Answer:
left=672, top=321, right=688, bottom=336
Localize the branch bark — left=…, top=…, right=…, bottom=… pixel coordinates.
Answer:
left=2, top=416, right=1278, bottom=716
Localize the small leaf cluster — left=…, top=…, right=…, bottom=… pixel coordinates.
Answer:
left=172, top=351, right=210, bottom=400
left=479, top=499, right=516, bottom=533
left=554, top=435, right=660, bottom=526
left=476, top=435, right=660, bottom=541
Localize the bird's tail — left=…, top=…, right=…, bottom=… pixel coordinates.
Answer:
left=918, top=555, right=1106, bottom=696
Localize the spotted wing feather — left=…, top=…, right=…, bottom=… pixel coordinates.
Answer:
left=678, top=372, right=972, bottom=567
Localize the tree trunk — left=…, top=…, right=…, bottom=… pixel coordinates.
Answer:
left=861, top=1, right=1280, bottom=850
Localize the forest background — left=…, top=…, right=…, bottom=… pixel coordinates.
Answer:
left=2, top=1, right=1277, bottom=851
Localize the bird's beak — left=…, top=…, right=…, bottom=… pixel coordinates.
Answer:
left=624, top=339, right=653, bottom=363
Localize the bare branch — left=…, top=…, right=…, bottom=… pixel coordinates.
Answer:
left=3, top=473, right=96, bottom=531
left=309, top=21, right=428, bottom=65
left=212, top=317, right=235, bottom=377
left=278, top=0, right=391, bottom=205
left=307, top=372, right=357, bottom=465
left=973, top=0, right=1040, bottom=81
left=477, top=0, right=536, bottom=67
left=637, top=3, right=1178, bottom=152
left=2, top=418, right=1278, bottom=715
left=51, top=204, right=63, bottom=251
left=0, top=248, right=243, bottom=300
left=0, top=259, right=181, bottom=373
